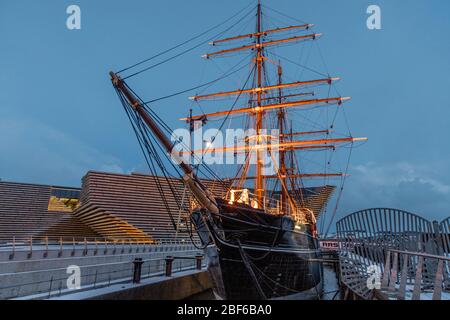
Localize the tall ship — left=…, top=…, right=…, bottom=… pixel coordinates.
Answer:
left=109, top=1, right=366, bottom=300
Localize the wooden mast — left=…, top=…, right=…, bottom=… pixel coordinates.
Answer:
left=189, top=77, right=339, bottom=101
left=209, top=24, right=313, bottom=45
left=108, top=2, right=369, bottom=223
left=277, top=62, right=288, bottom=211
left=174, top=1, right=367, bottom=214
left=180, top=96, right=350, bottom=121
left=203, top=33, right=320, bottom=58
left=255, top=0, right=264, bottom=207
left=183, top=137, right=367, bottom=155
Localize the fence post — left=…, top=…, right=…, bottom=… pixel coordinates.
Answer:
left=58, top=280, right=63, bottom=296
left=71, top=237, right=75, bottom=256
left=165, top=256, right=174, bottom=277
left=104, top=238, right=108, bottom=255
left=381, top=250, right=391, bottom=290
left=44, top=236, right=49, bottom=258
left=58, top=237, right=63, bottom=257
left=196, top=255, right=203, bottom=270
left=27, top=236, right=33, bottom=259
left=397, top=253, right=409, bottom=300
left=388, top=252, right=398, bottom=293
left=83, top=238, right=87, bottom=256
left=432, top=259, right=444, bottom=300
left=9, top=236, right=15, bottom=260
left=132, top=258, right=144, bottom=284
left=94, top=238, right=98, bottom=255
left=446, top=260, right=450, bottom=292
left=412, top=256, right=424, bottom=300
left=93, top=270, right=98, bottom=288
left=48, top=276, right=54, bottom=299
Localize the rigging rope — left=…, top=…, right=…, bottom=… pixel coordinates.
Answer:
left=236, top=239, right=268, bottom=300
left=117, top=88, right=188, bottom=234
left=262, top=4, right=309, bottom=25
left=144, top=53, right=252, bottom=103
left=200, top=64, right=256, bottom=160
left=265, top=50, right=329, bottom=78
left=124, top=82, right=228, bottom=186
left=113, top=1, right=359, bottom=244
left=323, top=145, right=353, bottom=237
left=117, top=1, right=255, bottom=74
left=122, top=4, right=256, bottom=80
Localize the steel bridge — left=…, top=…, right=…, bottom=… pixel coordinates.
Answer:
left=336, top=208, right=450, bottom=300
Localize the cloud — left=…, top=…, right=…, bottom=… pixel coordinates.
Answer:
left=0, top=117, right=126, bottom=187
left=99, top=164, right=125, bottom=174
left=353, top=162, right=450, bottom=195
left=337, top=161, right=450, bottom=222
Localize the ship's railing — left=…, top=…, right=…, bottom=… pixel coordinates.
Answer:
left=377, top=249, right=450, bottom=300
left=226, top=189, right=315, bottom=223
left=226, top=189, right=283, bottom=213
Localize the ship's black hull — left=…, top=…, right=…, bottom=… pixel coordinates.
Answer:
left=192, top=199, right=323, bottom=300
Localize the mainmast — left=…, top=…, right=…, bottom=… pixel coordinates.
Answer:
left=277, top=62, right=288, bottom=210
left=178, top=1, right=368, bottom=214
left=255, top=0, right=264, bottom=207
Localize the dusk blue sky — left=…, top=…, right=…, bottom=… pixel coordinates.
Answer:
left=1, top=0, right=449, bottom=225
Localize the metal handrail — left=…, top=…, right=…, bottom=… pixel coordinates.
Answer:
left=388, top=249, right=450, bottom=262
left=0, top=237, right=202, bottom=258
left=0, top=254, right=204, bottom=300
left=0, top=236, right=199, bottom=246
